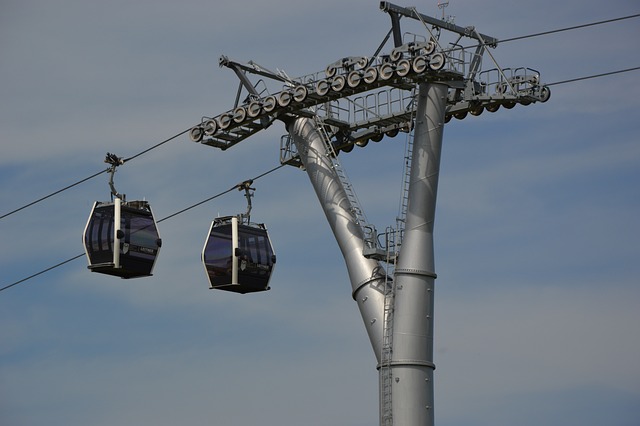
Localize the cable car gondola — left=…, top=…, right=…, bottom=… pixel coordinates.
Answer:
left=83, top=153, right=162, bottom=278
left=201, top=181, right=276, bottom=294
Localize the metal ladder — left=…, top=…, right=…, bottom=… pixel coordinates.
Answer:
left=381, top=112, right=416, bottom=426
left=396, top=119, right=415, bottom=234
left=313, top=111, right=414, bottom=426
left=379, top=226, right=400, bottom=426
left=313, top=115, right=371, bottom=230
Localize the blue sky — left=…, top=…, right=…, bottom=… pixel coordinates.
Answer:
left=1, top=1, right=639, bottom=425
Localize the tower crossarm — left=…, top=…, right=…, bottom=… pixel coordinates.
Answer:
left=190, top=3, right=550, bottom=153
left=380, top=1, right=498, bottom=47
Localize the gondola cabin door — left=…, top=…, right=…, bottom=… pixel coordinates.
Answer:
left=202, top=216, right=276, bottom=294
left=83, top=197, right=162, bottom=278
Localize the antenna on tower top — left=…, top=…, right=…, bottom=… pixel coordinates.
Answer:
left=437, top=1, right=454, bottom=24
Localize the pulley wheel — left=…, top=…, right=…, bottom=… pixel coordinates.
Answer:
left=422, top=40, right=436, bottom=55
left=469, top=106, right=484, bottom=116
left=277, top=91, right=292, bottom=107
left=412, top=55, right=428, bottom=74
left=189, top=126, right=204, bottom=142
left=233, top=106, right=247, bottom=123
left=396, top=59, right=411, bottom=77
left=385, top=128, right=399, bottom=138
left=355, top=57, right=368, bottom=69
left=293, top=85, right=308, bottom=103
left=347, top=71, right=362, bottom=88
left=539, top=86, right=551, bottom=103
left=429, top=52, right=445, bottom=71
left=315, top=80, right=330, bottom=96
left=390, top=48, right=403, bottom=62
left=341, top=143, right=354, bottom=153
left=331, top=75, right=346, bottom=92
left=363, top=67, right=378, bottom=84
left=263, top=96, right=277, bottom=112
left=379, top=63, right=394, bottom=80
left=203, top=119, right=218, bottom=135
left=247, top=101, right=262, bottom=118
left=218, top=113, right=232, bottom=130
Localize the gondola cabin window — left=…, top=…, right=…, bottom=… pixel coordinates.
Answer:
left=202, top=224, right=234, bottom=286
left=86, top=204, right=115, bottom=263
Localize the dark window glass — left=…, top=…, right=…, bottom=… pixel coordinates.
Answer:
left=103, top=214, right=112, bottom=251
left=203, top=225, right=233, bottom=285
left=122, top=210, right=159, bottom=260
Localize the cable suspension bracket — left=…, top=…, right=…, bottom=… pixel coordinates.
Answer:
left=104, top=152, right=126, bottom=201
left=236, top=179, right=255, bottom=224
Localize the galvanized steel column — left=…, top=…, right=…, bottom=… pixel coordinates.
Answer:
left=391, top=82, right=447, bottom=426
left=287, top=117, right=387, bottom=362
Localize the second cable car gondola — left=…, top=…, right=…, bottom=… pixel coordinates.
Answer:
left=202, top=216, right=276, bottom=293
left=82, top=153, right=162, bottom=279
left=201, top=181, right=276, bottom=294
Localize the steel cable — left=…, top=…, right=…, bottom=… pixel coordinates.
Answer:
left=0, top=164, right=285, bottom=293
left=0, top=128, right=191, bottom=221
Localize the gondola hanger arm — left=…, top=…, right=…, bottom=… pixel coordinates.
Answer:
left=104, top=152, right=125, bottom=200
left=236, top=179, right=255, bottom=224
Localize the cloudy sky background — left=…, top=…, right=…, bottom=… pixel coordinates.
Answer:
left=1, top=1, right=639, bottom=425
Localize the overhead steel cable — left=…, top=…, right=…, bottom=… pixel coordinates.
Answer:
left=499, top=13, right=640, bottom=44
left=0, top=128, right=191, bottom=221
left=122, top=128, right=190, bottom=163
left=0, top=164, right=286, bottom=293
left=4, top=13, right=638, bottom=222
left=2, top=10, right=640, bottom=290
left=0, top=168, right=110, bottom=220
left=2, top=60, right=639, bottom=293
left=546, top=66, right=640, bottom=86
left=448, top=13, right=640, bottom=53
left=157, top=164, right=285, bottom=224
left=0, top=254, right=86, bottom=293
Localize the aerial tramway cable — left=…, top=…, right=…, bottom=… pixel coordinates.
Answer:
left=0, top=164, right=285, bottom=293
left=498, top=13, right=640, bottom=44
left=0, top=128, right=191, bottom=221
left=2, top=11, right=640, bottom=291
left=2, top=61, right=639, bottom=293
left=3, top=13, right=638, bottom=222
left=546, top=67, right=640, bottom=86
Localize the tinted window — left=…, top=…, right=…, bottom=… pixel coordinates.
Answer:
left=85, top=205, right=114, bottom=253
left=203, top=224, right=233, bottom=285
left=123, top=211, right=159, bottom=258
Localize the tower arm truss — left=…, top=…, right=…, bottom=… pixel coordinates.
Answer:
left=380, top=1, right=498, bottom=47
left=190, top=3, right=550, bottom=161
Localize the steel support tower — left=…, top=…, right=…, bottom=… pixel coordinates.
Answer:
left=190, top=3, right=549, bottom=425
